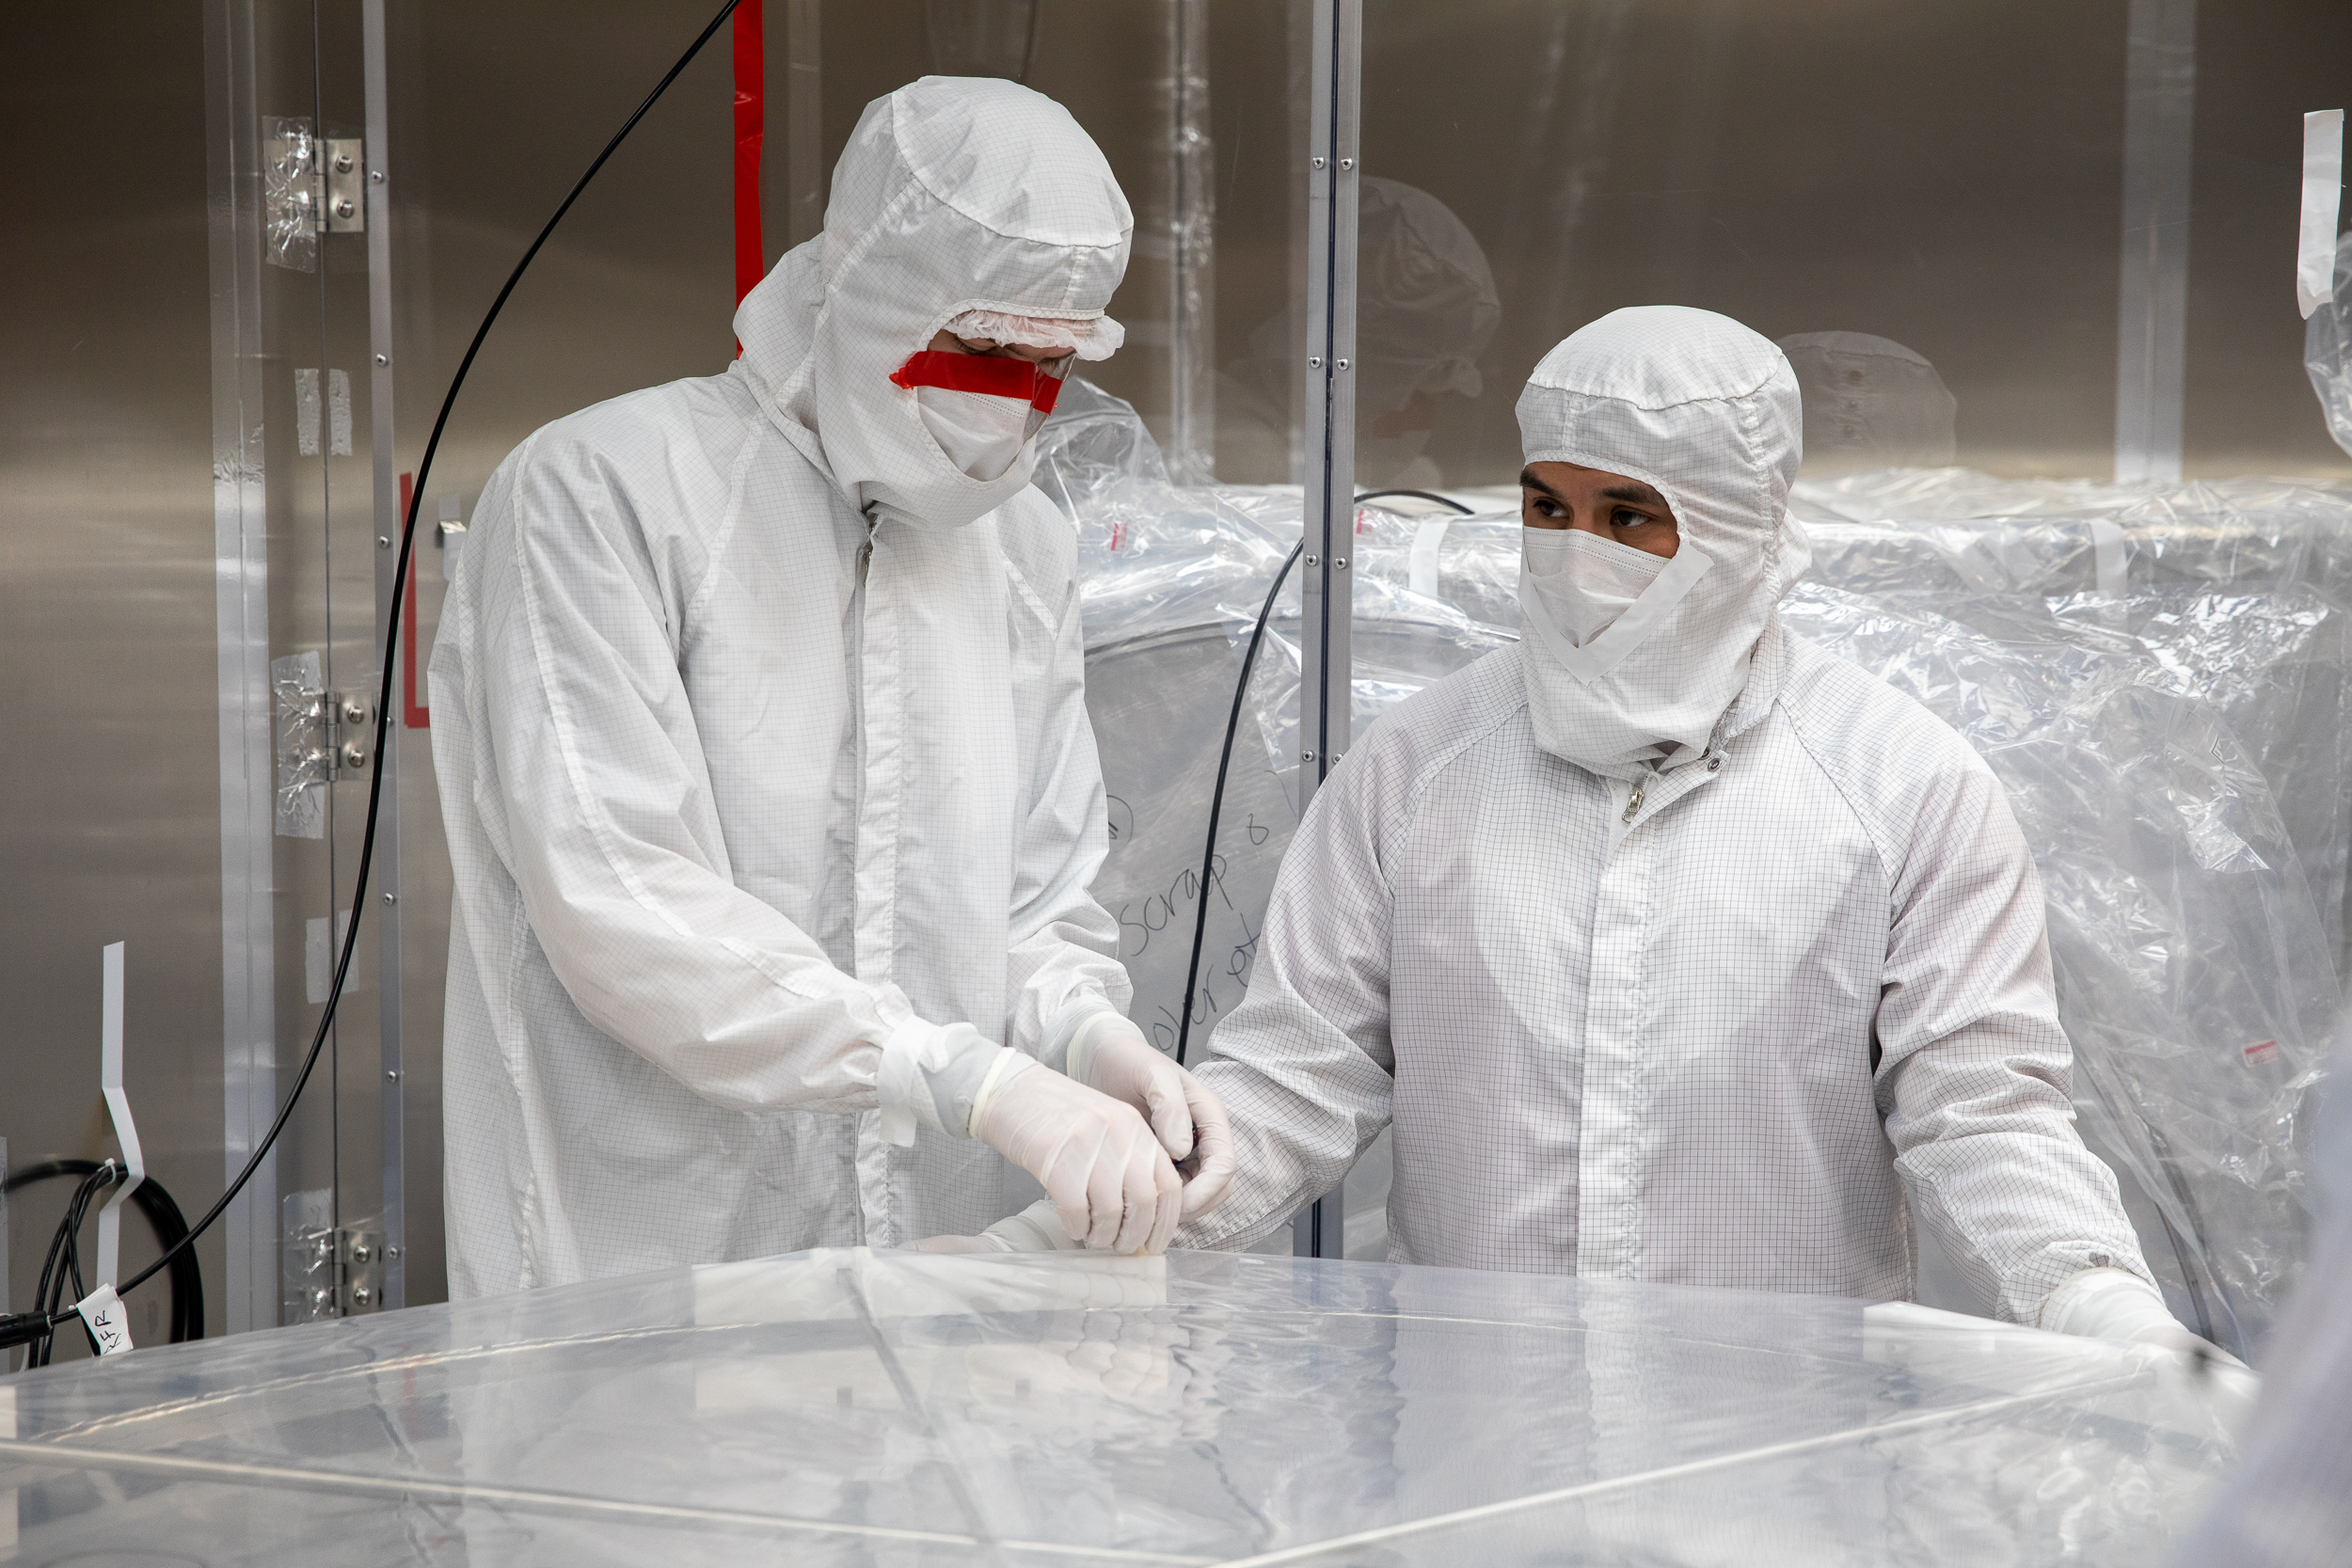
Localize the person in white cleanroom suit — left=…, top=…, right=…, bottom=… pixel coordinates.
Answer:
left=428, top=77, right=1232, bottom=1297
left=956, top=307, right=2223, bottom=1356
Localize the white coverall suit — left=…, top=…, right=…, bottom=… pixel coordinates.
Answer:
left=1179, top=308, right=2167, bottom=1331
left=430, top=78, right=1161, bottom=1296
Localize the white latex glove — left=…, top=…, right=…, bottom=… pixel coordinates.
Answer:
left=969, top=1053, right=1182, bottom=1255
left=1066, top=1013, right=1237, bottom=1221
left=2038, top=1266, right=2249, bottom=1368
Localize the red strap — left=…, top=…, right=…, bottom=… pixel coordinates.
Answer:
left=732, top=1, right=765, bottom=309
left=400, top=471, right=429, bottom=729
left=889, top=350, right=1064, bottom=413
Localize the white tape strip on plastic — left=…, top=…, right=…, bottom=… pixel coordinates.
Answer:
left=1407, top=518, right=1451, bottom=598
left=2088, top=518, right=2129, bottom=596
left=2298, top=109, right=2344, bottom=321
left=94, top=942, right=146, bottom=1290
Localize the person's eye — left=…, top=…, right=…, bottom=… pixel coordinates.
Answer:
left=1613, top=507, right=1648, bottom=531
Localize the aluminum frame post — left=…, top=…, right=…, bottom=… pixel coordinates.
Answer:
left=363, top=0, right=405, bottom=1310
left=2114, top=0, right=2196, bottom=483
left=203, top=0, right=280, bottom=1335
left=1292, top=0, right=1360, bottom=1262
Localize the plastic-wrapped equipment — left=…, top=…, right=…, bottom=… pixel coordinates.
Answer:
left=0, top=1248, right=2252, bottom=1565
left=1042, top=383, right=2341, bottom=1352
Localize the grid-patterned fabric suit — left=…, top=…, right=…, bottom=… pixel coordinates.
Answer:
left=428, top=79, right=1134, bottom=1297
left=1183, top=632, right=2151, bottom=1321
left=1184, top=309, right=2151, bottom=1324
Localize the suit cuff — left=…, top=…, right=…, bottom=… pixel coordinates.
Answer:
left=1040, top=995, right=1121, bottom=1077
left=877, top=1018, right=1000, bottom=1146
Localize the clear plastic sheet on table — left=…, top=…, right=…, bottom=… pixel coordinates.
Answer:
left=1041, top=382, right=2337, bottom=1346
left=0, top=1249, right=2254, bottom=1566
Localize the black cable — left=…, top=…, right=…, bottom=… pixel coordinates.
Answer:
left=1170, top=489, right=1472, bottom=1067
left=26, top=1164, right=119, bottom=1368
left=0, top=0, right=745, bottom=1353
left=1352, top=489, right=1476, bottom=515
left=7, top=1160, right=203, bottom=1346
left=1175, top=544, right=1304, bottom=1067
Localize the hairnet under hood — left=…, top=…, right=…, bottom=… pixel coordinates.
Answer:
left=733, top=76, right=1133, bottom=529
left=1515, top=306, right=1811, bottom=777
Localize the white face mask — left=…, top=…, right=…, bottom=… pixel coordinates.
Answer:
left=1520, top=527, right=1669, bottom=648
left=913, top=385, right=1049, bottom=482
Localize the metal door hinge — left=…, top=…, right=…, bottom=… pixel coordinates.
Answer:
left=283, top=1200, right=385, bottom=1323
left=262, top=120, right=363, bottom=271
left=323, top=139, right=366, bottom=232
left=272, top=652, right=372, bottom=837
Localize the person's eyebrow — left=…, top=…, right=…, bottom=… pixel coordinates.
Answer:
left=1598, top=482, right=1667, bottom=509
left=1518, top=467, right=1566, bottom=503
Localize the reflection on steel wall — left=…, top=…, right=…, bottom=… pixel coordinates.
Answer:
left=1, top=7, right=232, bottom=1350
left=1355, top=0, right=2352, bottom=485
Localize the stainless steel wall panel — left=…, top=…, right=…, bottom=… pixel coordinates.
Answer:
left=3, top=2, right=235, bottom=1351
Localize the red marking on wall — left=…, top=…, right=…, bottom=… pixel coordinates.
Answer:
left=2244, top=1039, right=2280, bottom=1066
left=734, top=0, right=766, bottom=311
left=401, top=470, right=429, bottom=729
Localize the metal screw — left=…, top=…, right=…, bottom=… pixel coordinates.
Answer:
left=383, top=892, right=397, bottom=904
left=1305, top=553, right=1319, bottom=566
left=376, top=535, right=391, bottom=548
left=1301, top=750, right=1316, bottom=763
left=374, top=353, right=389, bottom=366
left=1308, top=356, right=1323, bottom=369
left=387, top=1245, right=401, bottom=1258
left=369, top=169, right=385, bottom=183
left=352, top=1287, right=373, bottom=1306
left=1336, top=357, right=1350, bottom=371
left=341, top=694, right=366, bottom=724
left=333, top=151, right=354, bottom=173
left=1334, top=557, right=1348, bottom=569
left=334, top=198, right=356, bottom=219
left=351, top=1243, right=372, bottom=1262
left=386, top=1069, right=400, bottom=1082
left=341, top=740, right=369, bottom=768
left=1339, top=157, right=1355, bottom=170
left=1311, top=155, right=1326, bottom=169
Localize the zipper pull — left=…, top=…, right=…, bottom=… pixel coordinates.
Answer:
left=1621, top=779, right=1645, bottom=823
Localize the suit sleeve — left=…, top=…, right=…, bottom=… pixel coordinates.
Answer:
left=1178, top=751, right=1399, bottom=1251
left=1000, top=546, right=1133, bottom=1060
left=1876, top=751, right=2153, bottom=1323
left=474, top=434, right=949, bottom=1117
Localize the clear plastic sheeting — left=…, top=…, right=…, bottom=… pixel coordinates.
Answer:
left=0, top=1250, right=2252, bottom=1566
left=1046, top=384, right=2337, bottom=1346
left=1791, top=471, right=2352, bottom=968
left=2305, top=230, right=2352, bottom=460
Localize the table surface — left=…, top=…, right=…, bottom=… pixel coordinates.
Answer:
left=0, top=1248, right=2251, bottom=1566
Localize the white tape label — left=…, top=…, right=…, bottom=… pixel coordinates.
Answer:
left=2297, top=109, right=2344, bottom=321
left=75, top=1284, right=134, bottom=1357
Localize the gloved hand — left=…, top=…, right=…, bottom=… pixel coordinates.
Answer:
left=970, top=1053, right=1182, bottom=1255
left=1065, top=1012, right=1236, bottom=1221
left=912, top=1198, right=1081, bottom=1256
left=2038, top=1266, right=2249, bottom=1368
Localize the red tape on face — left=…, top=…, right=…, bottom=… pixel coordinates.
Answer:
left=889, top=351, right=1063, bottom=414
